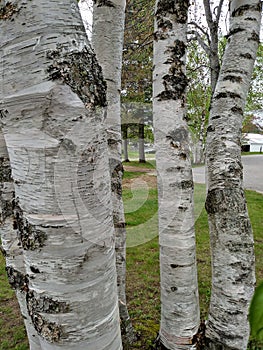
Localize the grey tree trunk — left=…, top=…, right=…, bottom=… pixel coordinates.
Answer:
left=0, top=1, right=122, bottom=349
left=123, top=135, right=130, bottom=162
left=202, top=0, right=224, bottom=96
left=138, top=123, right=146, bottom=163
left=153, top=1, right=200, bottom=349
left=0, top=131, right=41, bottom=350
left=205, top=1, right=262, bottom=349
left=92, top=0, right=136, bottom=345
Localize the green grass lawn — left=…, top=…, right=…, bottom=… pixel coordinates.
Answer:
left=0, top=162, right=262, bottom=349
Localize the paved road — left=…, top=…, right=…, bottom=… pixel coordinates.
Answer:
left=193, top=155, right=263, bottom=194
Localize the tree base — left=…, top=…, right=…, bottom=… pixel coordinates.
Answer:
left=150, top=334, right=169, bottom=350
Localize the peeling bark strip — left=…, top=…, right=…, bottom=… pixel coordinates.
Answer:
left=155, top=0, right=189, bottom=24
left=13, top=204, right=47, bottom=250
left=46, top=46, right=107, bottom=108
left=0, top=2, right=18, bottom=20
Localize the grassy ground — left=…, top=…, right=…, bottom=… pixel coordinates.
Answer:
left=0, top=161, right=262, bottom=349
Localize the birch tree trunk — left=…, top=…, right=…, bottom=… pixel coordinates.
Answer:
left=153, top=1, right=200, bottom=349
left=0, top=1, right=122, bottom=349
left=92, top=0, right=136, bottom=345
left=0, top=131, right=41, bottom=350
left=205, top=1, right=262, bottom=349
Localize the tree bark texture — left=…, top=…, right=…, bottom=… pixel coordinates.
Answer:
left=0, top=131, right=42, bottom=350
left=205, top=1, right=262, bottom=349
left=92, top=0, right=136, bottom=346
left=153, top=1, right=200, bottom=349
left=0, top=1, right=122, bottom=349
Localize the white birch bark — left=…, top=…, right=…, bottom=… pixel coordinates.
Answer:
left=0, top=1, right=122, bottom=349
left=153, top=1, right=200, bottom=349
left=92, top=0, right=135, bottom=345
left=205, top=1, right=262, bottom=349
left=0, top=131, right=41, bottom=350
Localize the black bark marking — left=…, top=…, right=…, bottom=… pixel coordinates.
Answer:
left=207, top=125, right=215, bottom=133
left=205, top=188, right=245, bottom=215
left=108, top=138, right=119, bottom=146
left=154, top=19, right=173, bottom=40
left=164, top=41, right=186, bottom=63
left=157, top=73, right=188, bottom=101
left=179, top=152, right=187, bottom=160
left=156, top=0, right=190, bottom=24
left=0, top=156, right=15, bottom=222
left=211, top=115, right=221, bottom=120
left=240, top=53, right=253, bottom=60
left=166, top=127, right=188, bottom=144
left=179, top=180, right=193, bottom=189
left=0, top=157, right=12, bottom=182
left=13, top=203, right=47, bottom=251
left=6, top=267, right=28, bottom=291
left=93, top=0, right=115, bottom=7
left=0, top=2, right=18, bottom=20
left=30, top=266, right=40, bottom=274
left=225, top=27, right=245, bottom=39
left=0, top=246, right=7, bottom=257
left=171, top=286, right=177, bottom=292
left=26, top=289, right=70, bottom=342
left=46, top=46, right=107, bottom=109
left=231, top=106, right=243, bottom=114
left=231, top=4, right=262, bottom=18
left=0, top=109, right=9, bottom=120
left=214, top=92, right=241, bottom=100
left=114, top=221, right=126, bottom=229
left=157, top=40, right=188, bottom=102
left=110, top=158, right=124, bottom=198
left=0, top=188, right=15, bottom=223
left=245, top=17, right=258, bottom=21
left=30, top=313, right=63, bottom=343
left=59, top=138, right=77, bottom=153
left=248, top=31, right=260, bottom=42
left=171, top=264, right=180, bottom=268
left=223, top=75, right=243, bottom=83
left=27, top=291, right=70, bottom=314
